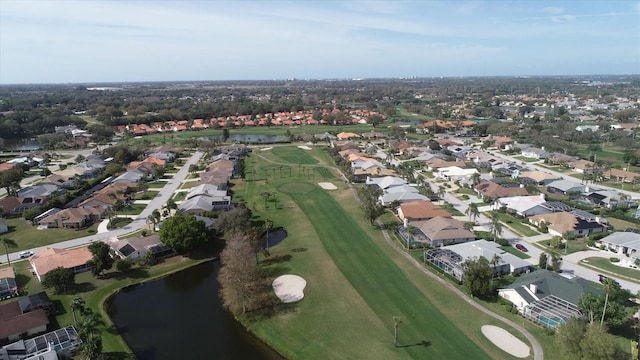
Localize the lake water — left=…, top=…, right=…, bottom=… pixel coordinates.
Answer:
left=106, top=261, right=284, bottom=360
left=0, top=137, right=41, bottom=151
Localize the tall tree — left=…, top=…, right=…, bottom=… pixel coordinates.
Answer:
left=87, top=241, right=114, bottom=276
left=490, top=214, right=503, bottom=242
left=70, top=297, right=85, bottom=324
left=489, top=254, right=502, bottom=280
left=0, top=167, right=23, bottom=196
left=538, top=253, right=548, bottom=269
left=462, top=257, right=493, bottom=297
left=159, top=214, right=213, bottom=253
left=218, top=231, right=264, bottom=314
left=600, top=278, right=620, bottom=327
left=42, top=267, right=75, bottom=294
left=465, top=203, right=480, bottom=223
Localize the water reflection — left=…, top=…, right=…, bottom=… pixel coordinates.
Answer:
left=107, top=262, right=284, bottom=360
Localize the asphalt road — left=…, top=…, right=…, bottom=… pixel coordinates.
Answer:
left=3, top=150, right=204, bottom=264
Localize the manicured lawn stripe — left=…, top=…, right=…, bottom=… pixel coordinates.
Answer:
left=272, top=147, right=319, bottom=165
left=291, top=189, right=490, bottom=359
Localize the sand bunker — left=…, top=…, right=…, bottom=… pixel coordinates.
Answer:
left=297, top=145, right=312, bottom=150
left=481, top=325, right=530, bottom=358
left=272, top=274, right=307, bottom=303
left=318, top=182, right=337, bottom=190
left=260, top=147, right=273, bottom=151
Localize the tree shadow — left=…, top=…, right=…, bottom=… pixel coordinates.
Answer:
left=260, top=254, right=292, bottom=266
left=100, top=352, right=137, bottom=360
left=67, top=282, right=96, bottom=295
left=291, top=248, right=307, bottom=253
left=51, top=299, right=66, bottom=316
left=15, top=273, right=33, bottom=288
left=105, top=268, right=149, bottom=281
left=396, top=340, right=431, bottom=348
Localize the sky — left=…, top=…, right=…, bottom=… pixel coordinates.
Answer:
left=1, top=0, right=639, bottom=84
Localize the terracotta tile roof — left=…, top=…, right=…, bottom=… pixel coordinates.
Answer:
left=30, top=247, right=93, bottom=277
left=398, top=201, right=451, bottom=220
left=0, top=302, right=49, bottom=339
left=475, top=180, right=529, bottom=198
left=0, top=163, right=14, bottom=172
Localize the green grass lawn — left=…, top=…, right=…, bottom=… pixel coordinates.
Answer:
left=146, top=182, right=166, bottom=189
left=2, top=218, right=98, bottom=252
left=271, top=146, right=319, bottom=165
left=119, top=203, right=146, bottom=215
left=440, top=203, right=464, bottom=216
left=580, top=257, right=640, bottom=284
left=109, top=217, right=132, bottom=230
left=500, top=245, right=531, bottom=259
left=491, top=212, right=540, bottom=237
left=454, top=187, right=476, bottom=196
left=606, top=217, right=640, bottom=231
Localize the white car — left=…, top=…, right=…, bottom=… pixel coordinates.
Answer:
left=19, top=251, right=34, bottom=258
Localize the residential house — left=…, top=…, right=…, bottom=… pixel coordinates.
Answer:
left=520, top=146, right=549, bottom=159
left=148, top=151, right=176, bottom=162
left=365, top=176, right=407, bottom=191
left=30, top=247, right=93, bottom=281
left=38, top=207, right=105, bottom=229
left=598, top=232, right=640, bottom=264
left=0, top=196, right=43, bottom=215
left=379, top=186, right=430, bottom=206
left=185, top=184, right=231, bottom=210
left=529, top=211, right=606, bottom=238
left=426, top=159, right=464, bottom=171
left=496, top=194, right=554, bottom=217
left=17, top=183, right=63, bottom=200
left=498, top=270, right=601, bottom=329
left=435, top=165, right=478, bottom=182
left=397, top=201, right=451, bottom=222
left=518, top=170, right=561, bottom=185
left=493, top=136, right=514, bottom=150
left=547, top=153, right=577, bottom=166
left=0, top=163, right=15, bottom=173
left=0, top=267, right=18, bottom=299
left=0, top=301, right=49, bottom=343
left=569, top=159, right=595, bottom=174
left=113, top=170, right=145, bottom=183
left=412, top=216, right=475, bottom=247
left=106, top=235, right=174, bottom=262
left=0, top=326, right=82, bottom=360
left=604, top=168, right=640, bottom=183
left=474, top=180, right=528, bottom=200
left=547, top=179, right=585, bottom=195
left=178, top=195, right=215, bottom=215
left=424, top=240, right=531, bottom=280
left=336, top=132, right=360, bottom=140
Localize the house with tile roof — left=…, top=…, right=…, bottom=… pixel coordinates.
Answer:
left=529, top=211, right=606, bottom=238
left=38, top=207, right=105, bottom=229
left=412, top=216, right=475, bottom=247
left=498, top=270, right=601, bottom=329
left=29, top=247, right=93, bottom=281
left=0, top=301, right=49, bottom=343
left=397, top=201, right=451, bottom=222
left=474, top=180, right=528, bottom=200
left=518, top=170, right=562, bottom=185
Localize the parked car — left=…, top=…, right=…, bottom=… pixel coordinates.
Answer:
left=19, top=251, right=34, bottom=258
left=515, top=244, right=528, bottom=252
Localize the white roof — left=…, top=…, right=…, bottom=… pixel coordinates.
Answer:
left=498, top=195, right=546, bottom=214
left=445, top=240, right=531, bottom=270
left=365, top=176, right=406, bottom=189
left=600, top=232, right=640, bottom=251
left=178, top=195, right=213, bottom=213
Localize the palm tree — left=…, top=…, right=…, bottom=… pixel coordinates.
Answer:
left=437, top=186, right=446, bottom=202
left=0, top=237, right=17, bottom=265
left=393, top=316, right=403, bottom=347
left=260, top=191, right=271, bottom=210
left=263, top=219, right=273, bottom=252
left=70, top=297, right=85, bottom=324
left=490, top=215, right=503, bottom=243
left=470, top=172, right=481, bottom=186
left=465, top=203, right=480, bottom=223
left=600, top=278, right=620, bottom=327
left=489, top=254, right=502, bottom=281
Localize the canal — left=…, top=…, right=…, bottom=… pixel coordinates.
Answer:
left=106, top=261, right=284, bottom=360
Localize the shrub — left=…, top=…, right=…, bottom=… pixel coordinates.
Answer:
left=610, top=257, right=620, bottom=263
left=460, top=195, right=469, bottom=200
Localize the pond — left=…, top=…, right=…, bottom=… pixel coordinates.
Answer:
left=106, top=261, right=284, bottom=360
left=0, top=137, right=41, bottom=151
